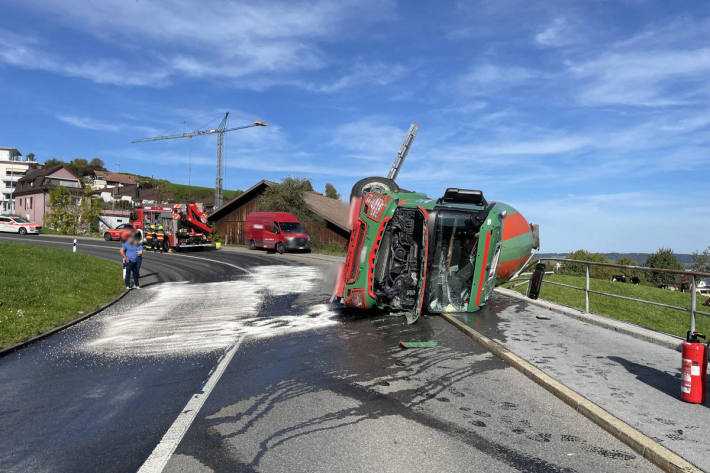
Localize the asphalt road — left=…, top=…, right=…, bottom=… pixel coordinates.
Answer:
left=0, top=234, right=662, bottom=473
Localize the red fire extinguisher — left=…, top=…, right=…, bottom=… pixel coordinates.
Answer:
left=681, top=331, right=707, bottom=404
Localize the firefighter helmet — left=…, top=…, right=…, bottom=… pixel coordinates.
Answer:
left=158, top=225, right=163, bottom=230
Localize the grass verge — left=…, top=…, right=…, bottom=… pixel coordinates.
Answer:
left=503, top=273, right=710, bottom=337
left=0, top=242, right=124, bottom=349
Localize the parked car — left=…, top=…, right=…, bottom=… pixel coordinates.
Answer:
left=0, top=215, right=41, bottom=235
left=333, top=183, right=539, bottom=323
left=245, top=211, right=311, bottom=254
left=103, top=223, right=134, bottom=241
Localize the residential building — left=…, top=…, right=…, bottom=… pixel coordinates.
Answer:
left=86, top=170, right=139, bottom=190
left=13, top=165, right=83, bottom=226
left=209, top=179, right=350, bottom=246
left=0, top=148, right=37, bottom=214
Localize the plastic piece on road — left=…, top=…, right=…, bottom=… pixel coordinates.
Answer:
left=399, top=341, right=438, bottom=349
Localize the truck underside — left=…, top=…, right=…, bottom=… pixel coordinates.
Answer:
left=373, top=208, right=426, bottom=312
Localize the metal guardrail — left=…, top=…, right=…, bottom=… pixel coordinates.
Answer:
left=509, top=258, right=710, bottom=333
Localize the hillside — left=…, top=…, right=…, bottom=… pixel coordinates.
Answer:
left=133, top=176, right=242, bottom=203
left=538, top=252, right=695, bottom=265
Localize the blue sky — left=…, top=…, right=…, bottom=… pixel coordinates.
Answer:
left=0, top=0, right=708, bottom=252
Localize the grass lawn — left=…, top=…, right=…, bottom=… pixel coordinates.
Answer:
left=503, top=273, right=710, bottom=338
left=0, top=242, right=125, bottom=349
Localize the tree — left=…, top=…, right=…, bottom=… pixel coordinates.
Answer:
left=258, top=177, right=323, bottom=244
left=43, top=158, right=64, bottom=168
left=690, top=247, right=710, bottom=273
left=68, top=158, right=90, bottom=177
left=645, top=248, right=683, bottom=286
left=88, top=158, right=106, bottom=171
left=45, top=186, right=78, bottom=234
left=26, top=152, right=36, bottom=162
left=614, top=256, right=638, bottom=267
left=78, top=188, right=102, bottom=234
left=559, top=249, right=613, bottom=279
left=325, top=183, right=340, bottom=200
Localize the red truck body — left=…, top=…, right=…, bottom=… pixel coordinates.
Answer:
left=129, top=203, right=213, bottom=250
left=245, top=211, right=311, bottom=253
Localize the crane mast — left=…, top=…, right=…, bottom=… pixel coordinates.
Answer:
left=132, top=112, right=268, bottom=208
left=387, top=122, right=419, bottom=181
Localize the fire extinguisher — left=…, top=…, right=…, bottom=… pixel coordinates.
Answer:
left=681, top=331, right=708, bottom=404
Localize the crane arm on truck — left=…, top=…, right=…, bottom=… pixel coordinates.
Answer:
left=180, top=204, right=213, bottom=234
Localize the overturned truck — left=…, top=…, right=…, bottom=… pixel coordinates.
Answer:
left=333, top=182, right=539, bottom=323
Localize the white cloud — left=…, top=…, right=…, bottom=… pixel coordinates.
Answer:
left=1, top=0, right=398, bottom=90
left=568, top=16, right=710, bottom=107
left=0, top=36, right=169, bottom=87
left=455, top=64, right=538, bottom=96
left=56, top=115, right=121, bottom=132
left=535, top=17, right=574, bottom=47
left=329, top=118, right=411, bottom=162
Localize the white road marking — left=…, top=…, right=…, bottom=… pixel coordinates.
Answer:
left=137, top=337, right=244, bottom=473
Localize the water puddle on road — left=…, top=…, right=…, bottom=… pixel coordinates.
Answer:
left=82, top=265, right=339, bottom=357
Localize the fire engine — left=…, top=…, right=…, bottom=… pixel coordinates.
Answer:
left=129, top=203, right=214, bottom=250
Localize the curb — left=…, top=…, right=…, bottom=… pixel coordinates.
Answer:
left=495, top=287, right=684, bottom=352
left=440, top=312, right=702, bottom=473
left=0, top=289, right=129, bottom=358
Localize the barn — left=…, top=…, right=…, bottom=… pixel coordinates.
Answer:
left=209, top=179, right=351, bottom=247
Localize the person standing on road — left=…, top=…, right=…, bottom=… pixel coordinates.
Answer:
left=155, top=225, right=166, bottom=253
left=146, top=224, right=156, bottom=251
left=120, top=234, right=143, bottom=290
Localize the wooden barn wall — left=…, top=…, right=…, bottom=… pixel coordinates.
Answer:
left=212, top=189, right=350, bottom=247
left=214, top=192, right=262, bottom=245
left=305, top=220, right=348, bottom=248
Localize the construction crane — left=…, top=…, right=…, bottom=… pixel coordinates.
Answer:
left=132, top=112, right=268, bottom=208
left=387, top=122, right=419, bottom=181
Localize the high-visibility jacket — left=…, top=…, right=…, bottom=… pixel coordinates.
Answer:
left=146, top=229, right=156, bottom=241
left=156, top=231, right=165, bottom=242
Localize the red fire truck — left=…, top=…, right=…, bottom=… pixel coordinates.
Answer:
left=129, top=203, right=214, bottom=250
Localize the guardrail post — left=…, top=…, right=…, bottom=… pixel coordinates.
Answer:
left=585, top=263, right=590, bottom=313
left=691, top=276, right=697, bottom=333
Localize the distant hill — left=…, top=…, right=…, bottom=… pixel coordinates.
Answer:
left=131, top=175, right=242, bottom=203
left=538, top=252, right=695, bottom=265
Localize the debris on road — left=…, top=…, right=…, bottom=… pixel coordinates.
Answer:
left=399, top=340, right=438, bottom=349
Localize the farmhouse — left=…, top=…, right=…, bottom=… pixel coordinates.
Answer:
left=209, top=179, right=350, bottom=246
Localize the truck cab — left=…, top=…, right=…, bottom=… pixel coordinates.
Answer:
left=334, top=187, right=538, bottom=322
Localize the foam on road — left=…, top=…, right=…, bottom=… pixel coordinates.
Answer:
left=83, top=265, right=337, bottom=357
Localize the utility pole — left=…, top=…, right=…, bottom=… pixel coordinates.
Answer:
left=132, top=113, right=268, bottom=209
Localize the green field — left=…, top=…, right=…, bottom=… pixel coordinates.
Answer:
left=504, top=273, right=710, bottom=337
left=0, top=242, right=125, bottom=349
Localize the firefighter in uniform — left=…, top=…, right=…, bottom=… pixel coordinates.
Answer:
left=146, top=225, right=156, bottom=251
left=155, top=225, right=166, bottom=253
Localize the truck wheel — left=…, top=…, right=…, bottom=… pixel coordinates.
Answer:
left=350, top=177, right=399, bottom=200
left=104, top=232, right=112, bottom=241
left=249, top=240, right=255, bottom=250
left=18, top=227, right=27, bottom=235
left=276, top=242, right=285, bottom=254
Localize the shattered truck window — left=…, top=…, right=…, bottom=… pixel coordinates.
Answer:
left=427, top=210, right=480, bottom=312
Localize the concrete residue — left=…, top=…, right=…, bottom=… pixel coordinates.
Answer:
left=83, top=265, right=336, bottom=357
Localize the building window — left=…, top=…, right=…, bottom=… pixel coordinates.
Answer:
left=29, top=197, right=33, bottom=209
